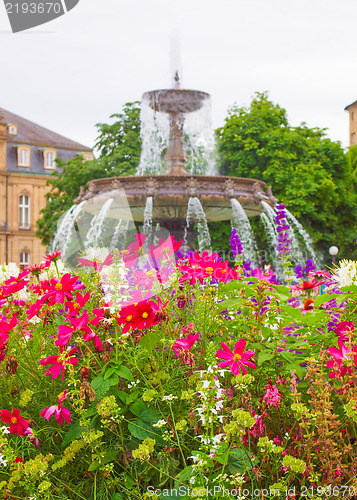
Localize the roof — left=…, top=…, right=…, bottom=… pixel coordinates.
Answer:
left=0, top=107, right=92, bottom=151
left=345, top=100, right=357, bottom=111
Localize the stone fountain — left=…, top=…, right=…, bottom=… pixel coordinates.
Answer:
left=71, top=73, right=277, bottom=261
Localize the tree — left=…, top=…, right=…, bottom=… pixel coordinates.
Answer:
left=216, top=92, right=357, bottom=260
left=36, top=102, right=141, bottom=246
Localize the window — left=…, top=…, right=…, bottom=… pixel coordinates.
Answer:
left=8, top=124, right=17, bottom=135
left=43, top=149, right=56, bottom=169
left=18, top=146, right=30, bottom=167
left=19, top=195, right=30, bottom=229
left=20, top=252, right=30, bottom=270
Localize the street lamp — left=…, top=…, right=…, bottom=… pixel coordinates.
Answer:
left=329, top=245, right=339, bottom=264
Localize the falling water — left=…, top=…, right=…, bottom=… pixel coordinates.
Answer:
left=143, top=196, right=153, bottom=244
left=230, top=199, right=258, bottom=266
left=85, top=198, right=113, bottom=248
left=183, top=100, right=217, bottom=175
left=110, top=219, right=128, bottom=251
left=285, top=209, right=320, bottom=265
left=136, top=101, right=170, bottom=176
left=186, top=197, right=211, bottom=253
left=51, top=201, right=85, bottom=257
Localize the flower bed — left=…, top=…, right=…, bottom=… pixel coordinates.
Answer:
left=0, top=234, right=357, bottom=500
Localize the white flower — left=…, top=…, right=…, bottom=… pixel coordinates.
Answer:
left=152, top=420, right=167, bottom=428
left=189, top=476, right=196, bottom=484
left=201, top=380, right=210, bottom=389
left=162, top=394, right=177, bottom=401
left=334, top=259, right=357, bottom=287
left=212, top=433, right=223, bottom=445
left=0, top=454, right=7, bottom=467
left=1, top=426, right=10, bottom=434
left=188, top=454, right=199, bottom=464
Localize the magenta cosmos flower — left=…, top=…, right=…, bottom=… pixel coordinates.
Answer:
left=41, top=390, right=71, bottom=425
left=216, top=339, right=256, bottom=375
left=326, top=339, right=357, bottom=378
left=172, top=333, right=199, bottom=365
left=40, top=346, right=78, bottom=380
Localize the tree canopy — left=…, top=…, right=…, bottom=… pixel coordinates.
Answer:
left=216, top=92, right=357, bottom=260
left=36, top=102, right=141, bottom=246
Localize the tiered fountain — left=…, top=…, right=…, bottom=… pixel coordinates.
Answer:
left=66, top=73, right=278, bottom=264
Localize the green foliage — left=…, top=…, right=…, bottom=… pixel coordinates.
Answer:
left=216, top=92, right=357, bottom=260
left=35, top=101, right=141, bottom=246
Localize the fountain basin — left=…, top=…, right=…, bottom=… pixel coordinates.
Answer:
left=142, top=89, right=210, bottom=114
left=75, top=174, right=276, bottom=223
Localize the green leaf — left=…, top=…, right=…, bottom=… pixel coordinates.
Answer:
left=179, top=465, right=194, bottom=482
left=61, top=420, right=84, bottom=448
left=88, top=451, right=117, bottom=472
left=314, top=293, right=340, bottom=308
left=217, top=298, right=240, bottom=312
left=128, top=419, right=162, bottom=443
left=257, top=351, right=274, bottom=366
left=139, top=331, right=160, bottom=355
left=91, top=374, right=119, bottom=400
left=126, top=390, right=139, bottom=405
left=130, top=399, right=147, bottom=416
left=115, top=365, right=134, bottom=381
left=228, top=448, right=257, bottom=474
left=112, top=494, right=124, bottom=500
left=271, top=284, right=290, bottom=298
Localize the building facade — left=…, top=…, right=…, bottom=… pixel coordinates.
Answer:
left=345, top=100, right=357, bottom=146
left=0, top=108, right=93, bottom=267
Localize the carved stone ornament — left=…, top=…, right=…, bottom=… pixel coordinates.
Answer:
left=111, top=178, right=123, bottom=191
left=145, top=177, right=158, bottom=197
left=252, top=181, right=264, bottom=201
left=267, top=185, right=278, bottom=205
left=224, top=179, right=236, bottom=199
left=186, top=177, right=198, bottom=197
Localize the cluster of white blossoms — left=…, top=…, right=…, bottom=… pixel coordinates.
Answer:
left=0, top=262, right=20, bottom=284
left=334, top=259, right=357, bottom=287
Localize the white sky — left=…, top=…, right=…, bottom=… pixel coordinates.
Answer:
left=0, top=0, right=356, bottom=151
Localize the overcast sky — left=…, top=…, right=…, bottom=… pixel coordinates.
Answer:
left=0, top=0, right=356, bottom=151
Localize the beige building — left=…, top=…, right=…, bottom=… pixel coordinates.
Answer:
left=345, top=100, right=357, bottom=146
left=0, top=109, right=93, bottom=267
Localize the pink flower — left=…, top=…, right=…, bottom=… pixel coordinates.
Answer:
left=55, top=312, right=92, bottom=347
left=77, top=253, right=113, bottom=272
left=263, top=384, right=282, bottom=408
left=326, top=339, right=357, bottom=378
left=252, top=268, right=275, bottom=282
left=24, top=427, right=39, bottom=448
left=43, top=273, right=85, bottom=305
left=0, top=408, right=29, bottom=435
left=172, top=333, right=199, bottom=365
left=292, top=280, right=325, bottom=291
left=216, top=339, right=256, bottom=375
left=40, top=346, right=78, bottom=380
left=334, top=321, right=354, bottom=342
left=41, top=390, right=71, bottom=425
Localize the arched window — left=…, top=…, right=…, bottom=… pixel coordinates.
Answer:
left=20, top=251, right=30, bottom=270
left=43, top=149, right=56, bottom=169
left=8, top=124, right=17, bottom=135
left=18, top=146, right=30, bottom=167
left=19, top=195, right=30, bottom=229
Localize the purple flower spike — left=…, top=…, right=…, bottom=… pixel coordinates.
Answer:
left=230, top=228, right=243, bottom=259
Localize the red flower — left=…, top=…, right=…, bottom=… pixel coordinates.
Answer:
left=216, top=339, right=256, bottom=375
left=179, top=251, right=233, bottom=284
left=116, top=303, right=138, bottom=333
left=326, top=339, right=357, bottom=378
left=148, top=235, right=182, bottom=261
left=292, top=280, right=325, bottom=291
left=134, top=302, right=157, bottom=330
left=40, top=346, right=78, bottom=380
left=0, top=408, right=29, bottom=435
left=43, top=250, right=62, bottom=263
left=65, top=291, right=91, bottom=317
left=120, top=233, right=146, bottom=267
left=27, top=262, right=49, bottom=276
left=43, top=274, right=85, bottom=305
